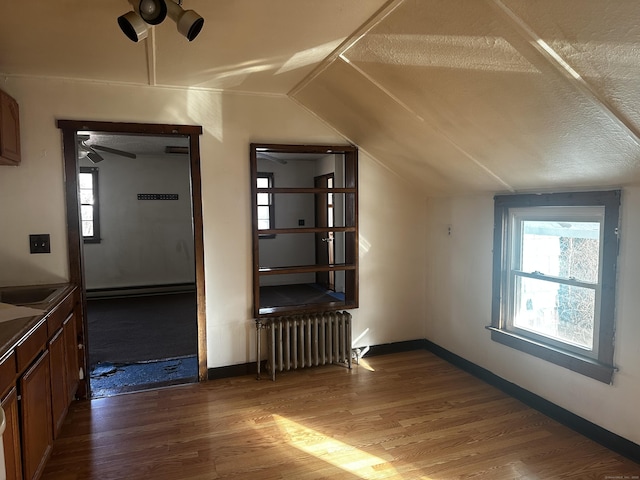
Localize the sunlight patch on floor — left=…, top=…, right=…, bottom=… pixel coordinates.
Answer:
left=358, top=358, right=376, bottom=372
left=274, top=415, right=433, bottom=479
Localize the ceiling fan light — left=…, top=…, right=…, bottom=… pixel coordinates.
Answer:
left=118, top=11, right=148, bottom=42
left=166, top=1, right=204, bottom=41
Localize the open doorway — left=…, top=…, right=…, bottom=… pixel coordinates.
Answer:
left=58, top=121, right=207, bottom=399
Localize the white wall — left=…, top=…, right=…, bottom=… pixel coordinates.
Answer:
left=0, top=76, right=428, bottom=371
left=80, top=154, right=195, bottom=290
left=425, top=188, right=640, bottom=445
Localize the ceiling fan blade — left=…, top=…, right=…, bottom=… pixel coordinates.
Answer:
left=257, top=153, right=287, bottom=165
left=78, top=141, right=104, bottom=163
left=87, top=151, right=104, bottom=163
left=91, top=144, right=137, bottom=159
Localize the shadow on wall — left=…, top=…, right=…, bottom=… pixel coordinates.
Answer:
left=0, top=255, right=67, bottom=286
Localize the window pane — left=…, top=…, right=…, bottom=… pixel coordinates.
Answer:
left=521, top=220, right=600, bottom=283
left=257, top=177, right=270, bottom=188
left=80, top=190, right=94, bottom=205
left=82, top=220, right=94, bottom=237
left=257, top=206, right=271, bottom=230
left=257, top=192, right=270, bottom=206
left=514, top=275, right=595, bottom=350
left=81, top=205, right=93, bottom=221
left=79, top=173, right=93, bottom=189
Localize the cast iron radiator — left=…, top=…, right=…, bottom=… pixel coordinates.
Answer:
left=256, top=311, right=352, bottom=381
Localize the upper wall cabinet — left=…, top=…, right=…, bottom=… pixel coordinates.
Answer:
left=250, top=143, right=359, bottom=317
left=0, top=89, right=21, bottom=166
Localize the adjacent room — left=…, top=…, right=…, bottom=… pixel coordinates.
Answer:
left=0, top=0, right=639, bottom=478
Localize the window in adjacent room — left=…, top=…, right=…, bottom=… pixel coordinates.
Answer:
left=257, top=172, right=275, bottom=238
left=489, top=190, right=620, bottom=383
left=79, top=167, right=101, bottom=243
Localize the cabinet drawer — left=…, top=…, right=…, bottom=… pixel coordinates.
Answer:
left=15, top=320, right=47, bottom=374
left=0, top=350, right=16, bottom=396
left=47, top=289, right=76, bottom=336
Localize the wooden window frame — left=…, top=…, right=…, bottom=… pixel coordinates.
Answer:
left=250, top=143, right=359, bottom=318
left=257, top=172, right=275, bottom=239
left=488, top=190, right=621, bottom=384
left=79, top=167, right=101, bottom=244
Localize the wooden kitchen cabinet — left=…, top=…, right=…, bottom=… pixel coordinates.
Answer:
left=1, top=387, right=23, bottom=480
left=48, top=328, right=67, bottom=437
left=20, top=350, right=53, bottom=480
left=0, top=89, right=21, bottom=165
left=0, top=285, right=80, bottom=480
left=47, top=290, right=80, bottom=439
left=63, top=312, right=79, bottom=403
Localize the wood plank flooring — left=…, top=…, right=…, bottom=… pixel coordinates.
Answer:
left=42, top=350, right=639, bottom=479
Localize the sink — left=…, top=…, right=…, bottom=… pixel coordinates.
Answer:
left=0, top=286, right=63, bottom=306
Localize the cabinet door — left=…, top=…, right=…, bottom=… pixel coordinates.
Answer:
left=63, top=313, right=80, bottom=402
left=49, top=328, right=68, bottom=438
left=0, top=90, right=20, bottom=165
left=20, top=350, right=53, bottom=480
left=1, top=387, right=23, bottom=480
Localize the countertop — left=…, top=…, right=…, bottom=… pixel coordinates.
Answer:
left=0, top=283, right=76, bottom=361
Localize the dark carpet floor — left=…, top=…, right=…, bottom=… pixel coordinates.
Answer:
left=87, top=292, right=198, bottom=366
left=87, top=292, right=198, bottom=397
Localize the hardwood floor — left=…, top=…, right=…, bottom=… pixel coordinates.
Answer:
left=42, top=350, right=639, bottom=479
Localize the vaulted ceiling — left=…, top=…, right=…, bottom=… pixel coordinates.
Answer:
left=2, top=0, right=639, bottom=195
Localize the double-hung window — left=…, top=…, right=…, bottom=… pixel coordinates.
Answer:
left=489, top=190, right=620, bottom=383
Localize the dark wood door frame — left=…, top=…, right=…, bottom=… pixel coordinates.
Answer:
left=314, top=173, right=335, bottom=290
left=57, top=120, right=207, bottom=397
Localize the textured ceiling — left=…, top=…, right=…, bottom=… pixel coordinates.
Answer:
left=2, top=0, right=640, bottom=195
left=293, top=0, right=640, bottom=195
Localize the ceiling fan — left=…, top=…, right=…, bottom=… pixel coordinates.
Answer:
left=77, top=135, right=137, bottom=163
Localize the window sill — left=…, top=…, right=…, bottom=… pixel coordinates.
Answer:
left=486, top=326, right=615, bottom=384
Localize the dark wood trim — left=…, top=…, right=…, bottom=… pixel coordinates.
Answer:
left=56, top=120, right=202, bottom=137
left=423, top=339, right=640, bottom=465
left=207, top=361, right=265, bottom=380
left=258, top=302, right=356, bottom=317
left=250, top=143, right=359, bottom=318
left=364, top=339, right=429, bottom=356
left=487, top=327, right=615, bottom=383
left=490, top=189, right=621, bottom=383
left=57, top=120, right=207, bottom=389
left=259, top=264, right=356, bottom=275
left=258, top=187, right=357, bottom=194
left=257, top=226, right=356, bottom=235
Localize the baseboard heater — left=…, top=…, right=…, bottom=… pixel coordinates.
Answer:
left=256, top=311, right=352, bottom=381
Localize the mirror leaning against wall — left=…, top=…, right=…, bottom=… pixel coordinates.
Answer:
left=250, top=143, right=359, bottom=317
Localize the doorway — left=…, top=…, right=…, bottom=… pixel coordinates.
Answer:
left=58, top=121, right=207, bottom=399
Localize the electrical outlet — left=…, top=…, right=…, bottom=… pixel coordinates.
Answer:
left=29, top=234, right=51, bottom=254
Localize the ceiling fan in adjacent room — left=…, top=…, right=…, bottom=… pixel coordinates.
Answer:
left=77, top=135, right=137, bottom=163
